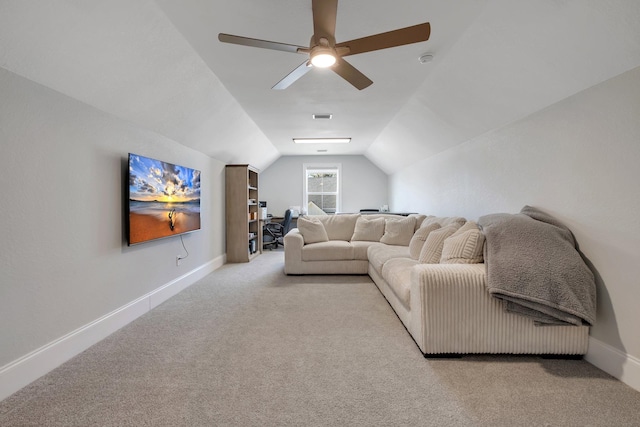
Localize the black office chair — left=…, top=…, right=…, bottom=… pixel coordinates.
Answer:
left=263, top=209, right=293, bottom=249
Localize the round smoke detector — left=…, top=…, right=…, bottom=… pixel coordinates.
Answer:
left=419, top=53, right=434, bottom=64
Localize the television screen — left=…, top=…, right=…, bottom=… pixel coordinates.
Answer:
left=127, top=153, right=201, bottom=245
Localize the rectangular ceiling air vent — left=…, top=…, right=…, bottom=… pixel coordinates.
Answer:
left=312, top=114, right=332, bottom=120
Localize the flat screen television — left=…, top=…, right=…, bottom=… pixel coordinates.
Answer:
left=127, top=153, right=201, bottom=245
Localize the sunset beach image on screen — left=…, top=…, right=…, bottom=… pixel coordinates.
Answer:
left=128, top=153, right=201, bottom=245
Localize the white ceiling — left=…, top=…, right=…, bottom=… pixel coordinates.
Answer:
left=1, top=1, right=640, bottom=173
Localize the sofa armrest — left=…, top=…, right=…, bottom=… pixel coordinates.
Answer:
left=284, top=229, right=304, bottom=274
left=407, top=263, right=588, bottom=355
left=410, top=264, right=487, bottom=317
left=408, top=263, right=488, bottom=353
left=284, top=228, right=303, bottom=246
left=411, top=263, right=487, bottom=290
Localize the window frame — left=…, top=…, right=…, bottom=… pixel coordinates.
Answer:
left=302, top=163, right=342, bottom=214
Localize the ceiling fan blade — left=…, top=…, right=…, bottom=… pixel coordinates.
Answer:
left=312, top=0, right=338, bottom=43
left=332, top=57, right=373, bottom=90
left=218, top=33, right=306, bottom=54
left=336, top=22, right=430, bottom=57
left=272, top=61, right=313, bottom=90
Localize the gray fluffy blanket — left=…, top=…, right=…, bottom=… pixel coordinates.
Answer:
left=478, top=206, right=596, bottom=326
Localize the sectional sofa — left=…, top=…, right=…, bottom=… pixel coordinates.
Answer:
left=284, top=213, right=590, bottom=356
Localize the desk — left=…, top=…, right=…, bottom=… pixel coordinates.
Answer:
left=261, top=217, right=297, bottom=250
left=269, top=216, right=297, bottom=231
left=259, top=219, right=272, bottom=251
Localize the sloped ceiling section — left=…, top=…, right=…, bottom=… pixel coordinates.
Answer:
left=1, top=1, right=639, bottom=173
left=368, top=1, right=640, bottom=173
left=155, top=0, right=486, bottom=161
left=0, top=0, right=279, bottom=170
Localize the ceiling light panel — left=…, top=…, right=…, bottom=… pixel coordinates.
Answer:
left=293, top=138, right=350, bottom=144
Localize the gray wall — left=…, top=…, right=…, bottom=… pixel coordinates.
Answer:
left=260, top=155, right=389, bottom=217
left=390, top=66, right=640, bottom=367
left=0, top=67, right=226, bottom=367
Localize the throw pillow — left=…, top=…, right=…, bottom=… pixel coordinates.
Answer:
left=408, top=223, right=441, bottom=260
left=351, top=216, right=386, bottom=242
left=440, top=221, right=485, bottom=264
left=419, top=225, right=459, bottom=263
left=297, top=216, right=329, bottom=244
left=380, top=216, right=417, bottom=246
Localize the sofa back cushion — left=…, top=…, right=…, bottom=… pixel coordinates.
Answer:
left=422, top=216, right=467, bottom=228
left=409, top=223, right=441, bottom=260
left=380, top=216, right=417, bottom=246
left=316, top=214, right=360, bottom=241
left=351, top=216, right=386, bottom=242
left=419, top=224, right=460, bottom=263
left=440, top=221, right=485, bottom=264
left=297, top=216, right=329, bottom=244
left=408, top=214, right=428, bottom=231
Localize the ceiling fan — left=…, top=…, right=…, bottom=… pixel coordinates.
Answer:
left=218, top=0, right=430, bottom=90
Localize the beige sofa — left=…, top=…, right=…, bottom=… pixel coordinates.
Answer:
left=284, top=213, right=590, bottom=356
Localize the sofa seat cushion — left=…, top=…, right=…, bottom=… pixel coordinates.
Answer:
left=352, top=241, right=382, bottom=260
left=381, top=258, right=419, bottom=309
left=301, top=241, right=354, bottom=261
left=367, top=244, right=411, bottom=274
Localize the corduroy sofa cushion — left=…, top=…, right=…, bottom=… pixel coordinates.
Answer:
left=380, top=216, right=416, bottom=246
left=408, top=223, right=441, bottom=260
left=297, top=216, right=329, bottom=244
left=440, top=221, right=485, bottom=264
left=351, top=216, right=386, bottom=242
left=419, top=225, right=459, bottom=264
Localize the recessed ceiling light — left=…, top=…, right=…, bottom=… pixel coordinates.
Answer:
left=293, top=138, right=350, bottom=144
left=313, top=114, right=332, bottom=120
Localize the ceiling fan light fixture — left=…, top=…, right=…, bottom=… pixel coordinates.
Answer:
left=310, top=46, right=336, bottom=68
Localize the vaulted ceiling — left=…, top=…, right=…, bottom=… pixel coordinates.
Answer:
left=1, top=1, right=639, bottom=173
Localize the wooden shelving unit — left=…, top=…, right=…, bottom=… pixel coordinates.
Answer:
left=225, top=164, right=261, bottom=263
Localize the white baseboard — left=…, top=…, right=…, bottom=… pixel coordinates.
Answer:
left=585, top=336, right=640, bottom=393
left=0, top=254, right=225, bottom=402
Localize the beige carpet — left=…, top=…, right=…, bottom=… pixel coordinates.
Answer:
left=1, top=250, right=639, bottom=426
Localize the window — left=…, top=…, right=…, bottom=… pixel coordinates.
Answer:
left=303, top=163, right=341, bottom=214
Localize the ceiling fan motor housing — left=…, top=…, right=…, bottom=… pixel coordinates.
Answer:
left=310, top=38, right=337, bottom=68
